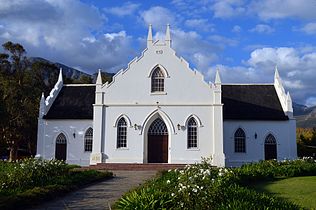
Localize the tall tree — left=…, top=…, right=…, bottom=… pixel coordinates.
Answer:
left=0, top=42, right=40, bottom=161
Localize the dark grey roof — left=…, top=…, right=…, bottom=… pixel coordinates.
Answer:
left=222, top=84, right=288, bottom=120
left=44, top=86, right=95, bottom=119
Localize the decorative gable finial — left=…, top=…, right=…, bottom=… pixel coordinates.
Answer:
left=215, top=68, right=221, bottom=84
left=40, top=92, right=45, bottom=103
left=96, top=69, right=103, bottom=85
left=39, top=92, right=45, bottom=117
left=58, top=68, right=63, bottom=84
left=274, top=65, right=280, bottom=79
left=286, top=91, right=293, bottom=116
left=165, top=24, right=171, bottom=46
left=147, top=24, right=153, bottom=47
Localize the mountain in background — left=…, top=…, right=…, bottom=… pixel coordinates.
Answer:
left=28, top=57, right=115, bottom=82
left=293, top=103, right=316, bottom=128
left=29, top=57, right=91, bottom=80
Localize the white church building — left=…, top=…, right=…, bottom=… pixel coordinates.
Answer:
left=36, top=25, right=297, bottom=167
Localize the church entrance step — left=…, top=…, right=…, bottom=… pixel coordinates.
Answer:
left=88, top=163, right=186, bottom=171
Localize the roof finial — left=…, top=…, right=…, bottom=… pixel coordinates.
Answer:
left=274, top=65, right=280, bottom=79
left=215, top=67, right=221, bottom=84
left=96, top=69, right=103, bottom=85
left=165, top=24, right=171, bottom=46
left=58, top=68, right=63, bottom=83
left=147, top=24, right=153, bottom=47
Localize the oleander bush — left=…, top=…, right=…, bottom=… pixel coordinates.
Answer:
left=117, top=157, right=316, bottom=209
left=0, top=158, right=69, bottom=193
left=0, top=158, right=113, bottom=209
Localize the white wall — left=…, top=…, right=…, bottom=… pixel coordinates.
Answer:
left=39, top=119, right=93, bottom=166
left=102, top=106, right=216, bottom=164
left=224, top=119, right=297, bottom=167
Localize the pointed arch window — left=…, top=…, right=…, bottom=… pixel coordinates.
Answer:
left=148, top=118, right=168, bottom=135
left=151, top=67, right=165, bottom=92
left=234, top=128, right=246, bottom=153
left=84, top=128, right=93, bottom=152
left=56, top=133, right=67, bottom=144
left=117, top=118, right=127, bottom=148
left=187, top=117, right=198, bottom=148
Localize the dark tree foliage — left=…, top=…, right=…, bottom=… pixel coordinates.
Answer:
left=297, top=127, right=316, bottom=158
left=0, top=42, right=61, bottom=161
left=0, top=41, right=112, bottom=161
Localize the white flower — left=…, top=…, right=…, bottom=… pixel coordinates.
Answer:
left=166, top=180, right=171, bottom=184
left=192, top=188, right=197, bottom=193
left=171, top=193, right=175, bottom=196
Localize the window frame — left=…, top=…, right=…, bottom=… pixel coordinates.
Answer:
left=234, top=128, right=246, bottom=153
left=117, top=118, right=127, bottom=148
left=151, top=67, right=165, bottom=93
left=187, top=117, right=198, bottom=149
left=84, top=127, right=93, bottom=152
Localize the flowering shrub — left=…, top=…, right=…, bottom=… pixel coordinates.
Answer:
left=0, top=158, right=68, bottom=193
left=117, top=158, right=316, bottom=209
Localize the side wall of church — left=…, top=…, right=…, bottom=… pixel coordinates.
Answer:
left=102, top=106, right=216, bottom=164
left=223, top=119, right=297, bottom=167
left=39, top=119, right=93, bottom=166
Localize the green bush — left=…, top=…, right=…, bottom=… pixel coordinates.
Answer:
left=0, top=159, right=113, bottom=210
left=117, top=157, right=316, bottom=209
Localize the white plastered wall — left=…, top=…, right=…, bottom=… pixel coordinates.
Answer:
left=102, top=106, right=216, bottom=164
left=224, top=119, right=297, bottom=167
left=39, top=119, right=93, bottom=166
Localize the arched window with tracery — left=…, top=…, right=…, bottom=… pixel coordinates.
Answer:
left=234, top=128, right=246, bottom=153
left=151, top=67, right=165, bottom=92
left=84, top=127, right=93, bottom=152
left=187, top=117, right=198, bottom=148
left=117, top=118, right=127, bottom=148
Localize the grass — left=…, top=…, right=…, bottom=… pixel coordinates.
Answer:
left=252, top=176, right=316, bottom=209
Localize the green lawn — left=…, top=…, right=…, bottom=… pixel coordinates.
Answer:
left=253, top=176, right=316, bottom=209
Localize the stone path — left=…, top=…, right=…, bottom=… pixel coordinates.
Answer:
left=30, top=170, right=157, bottom=210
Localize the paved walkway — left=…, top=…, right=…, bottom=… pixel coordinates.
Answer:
left=30, top=170, right=157, bottom=210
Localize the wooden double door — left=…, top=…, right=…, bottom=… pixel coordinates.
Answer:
left=147, top=118, right=168, bottom=163
left=148, top=135, right=168, bottom=163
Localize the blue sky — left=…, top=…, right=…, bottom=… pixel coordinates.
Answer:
left=1, top=0, right=316, bottom=106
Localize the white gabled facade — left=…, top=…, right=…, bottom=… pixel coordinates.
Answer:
left=90, top=24, right=225, bottom=166
left=36, top=25, right=296, bottom=167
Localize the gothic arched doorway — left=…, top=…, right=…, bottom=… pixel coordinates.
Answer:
left=55, top=133, right=67, bottom=161
left=147, top=118, right=168, bottom=163
left=264, top=134, right=277, bottom=160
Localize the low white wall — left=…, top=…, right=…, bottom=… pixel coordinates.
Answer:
left=223, top=119, right=297, bottom=167
left=40, top=119, right=93, bottom=166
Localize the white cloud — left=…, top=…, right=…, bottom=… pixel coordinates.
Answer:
left=300, top=22, right=316, bottom=35
left=232, top=25, right=242, bottom=33
left=171, top=29, right=220, bottom=71
left=249, top=24, right=275, bottom=34
left=106, top=2, right=140, bottom=17
left=209, top=35, right=238, bottom=47
left=250, top=0, right=316, bottom=20
left=185, top=19, right=215, bottom=32
left=207, top=47, right=316, bottom=105
left=212, top=0, right=246, bottom=19
left=0, top=0, right=134, bottom=73
left=140, top=6, right=175, bottom=30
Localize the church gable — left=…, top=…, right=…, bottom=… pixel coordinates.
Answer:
left=100, top=25, right=216, bottom=105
